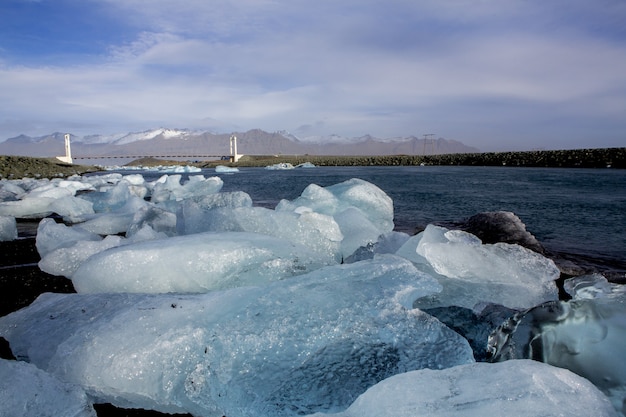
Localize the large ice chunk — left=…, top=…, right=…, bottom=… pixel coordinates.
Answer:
left=0, top=196, right=55, bottom=218
left=39, top=235, right=124, bottom=277
left=0, top=255, right=472, bottom=416
left=25, top=182, right=74, bottom=199
left=276, top=179, right=394, bottom=257
left=0, top=359, right=97, bottom=417
left=0, top=179, right=26, bottom=199
left=77, top=180, right=133, bottom=213
left=399, top=225, right=559, bottom=310
left=150, top=174, right=223, bottom=203
left=175, top=191, right=254, bottom=235
left=306, top=360, right=618, bottom=417
left=70, top=231, right=336, bottom=293
left=77, top=196, right=150, bottom=235
left=0, top=215, right=17, bottom=241
left=179, top=204, right=343, bottom=264
left=487, top=281, right=626, bottom=415
left=36, top=218, right=102, bottom=258
left=47, top=195, right=95, bottom=223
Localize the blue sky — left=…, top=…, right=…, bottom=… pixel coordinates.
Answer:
left=1, top=0, right=625, bottom=151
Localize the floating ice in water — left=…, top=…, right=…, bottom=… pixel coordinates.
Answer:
left=104, top=164, right=202, bottom=173
left=400, top=224, right=560, bottom=310
left=487, top=276, right=626, bottom=415
left=306, top=360, right=619, bottom=417
left=265, top=162, right=295, bottom=170
left=70, top=231, right=336, bottom=293
left=151, top=174, right=223, bottom=203
left=215, top=165, right=239, bottom=173
left=0, top=255, right=473, bottom=416
left=0, top=359, right=97, bottom=417
left=0, top=215, right=17, bottom=241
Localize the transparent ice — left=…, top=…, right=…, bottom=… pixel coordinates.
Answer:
left=0, top=255, right=473, bottom=416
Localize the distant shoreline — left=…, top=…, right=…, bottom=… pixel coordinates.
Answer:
left=1, top=147, right=624, bottom=179
left=222, top=147, right=625, bottom=169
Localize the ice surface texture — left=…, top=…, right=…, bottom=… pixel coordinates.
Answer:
left=0, top=255, right=473, bottom=416
left=401, top=224, right=560, bottom=310
left=488, top=274, right=626, bottom=415
left=306, top=360, right=618, bottom=417
left=0, top=358, right=97, bottom=417
left=0, top=215, right=17, bottom=241
left=71, top=231, right=333, bottom=293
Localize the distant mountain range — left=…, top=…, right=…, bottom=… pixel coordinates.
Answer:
left=0, top=128, right=480, bottom=159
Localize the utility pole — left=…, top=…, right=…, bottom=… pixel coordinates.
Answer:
left=422, top=134, right=435, bottom=155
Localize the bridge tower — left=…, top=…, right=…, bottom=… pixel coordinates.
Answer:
left=229, top=134, right=243, bottom=163
left=56, top=133, right=73, bottom=164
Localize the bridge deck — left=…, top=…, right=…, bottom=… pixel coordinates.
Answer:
left=73, top=155, right=228, bottom=159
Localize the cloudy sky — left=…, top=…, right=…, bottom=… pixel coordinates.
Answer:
left=1, top=0, right=625, bottom=151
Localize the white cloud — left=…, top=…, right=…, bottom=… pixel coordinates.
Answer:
left=1, top=0, right=625, bottom=150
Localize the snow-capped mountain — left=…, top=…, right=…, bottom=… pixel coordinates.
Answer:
left=80, top=128, right=195, bottom=145
left=0, top=128, right=480, bottom=158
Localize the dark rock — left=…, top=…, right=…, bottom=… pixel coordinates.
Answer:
left=463, top=211, right=545, bottom=254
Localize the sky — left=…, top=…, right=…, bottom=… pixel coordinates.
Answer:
left=0, top=0, right=625, bottom=151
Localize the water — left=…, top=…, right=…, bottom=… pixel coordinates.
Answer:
left=126, top=165, right=626, bottom=271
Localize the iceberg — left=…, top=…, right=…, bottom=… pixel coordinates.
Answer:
left=0, top=196, right=56, bottom=218
left=150, top=174, right=223, bottom=203
left=35, top=218, right=102, bottom=258
left=0, top=255, right=473, bottom=416
left=306, top=360, right=618, bottom=417
left=47, top=195, right=95, bottom=223
left=0, top=358, right=97, bottom=417
left=265, top=162, right=295, bottom=170
left=0, top=215, right=17, bottom=241
left=487, top=274, right=626, bottom=414
left=276, top=179, right=394, bottom=257
left=178, top=205, right=343, bottom=263
left=70, top=231, right=336, bottom=293
left=296, top=162, right=316, bottom=168
left=215, top=164, right=239, bottom=173
left=401, top=225, right=560, bottom=310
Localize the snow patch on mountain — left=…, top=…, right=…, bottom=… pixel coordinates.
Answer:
left=112, top=128, right=192, bottom=145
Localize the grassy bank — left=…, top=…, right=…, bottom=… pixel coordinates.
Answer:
left=0, top=155, right=101, bottom=179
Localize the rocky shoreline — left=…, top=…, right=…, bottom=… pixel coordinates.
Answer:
left=1, top=147, right=624, bottom=179
left=210, top=147, right=626, bottom=169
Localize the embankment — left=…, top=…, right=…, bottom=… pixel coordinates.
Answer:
left=213, top=147, right=625, bottom=168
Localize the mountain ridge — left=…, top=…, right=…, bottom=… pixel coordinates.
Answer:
left=0, top=128, right=480, bottom=158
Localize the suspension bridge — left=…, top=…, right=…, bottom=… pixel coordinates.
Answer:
left=57, top=134, right=243, bottom=164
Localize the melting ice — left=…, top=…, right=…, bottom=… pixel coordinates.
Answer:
left=0, top=256, right=474, bottom=416
left=0, top=172, right=623, bottom=416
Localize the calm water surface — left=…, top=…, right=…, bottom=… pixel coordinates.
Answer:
left=137, top=166, right=626, bottom=269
